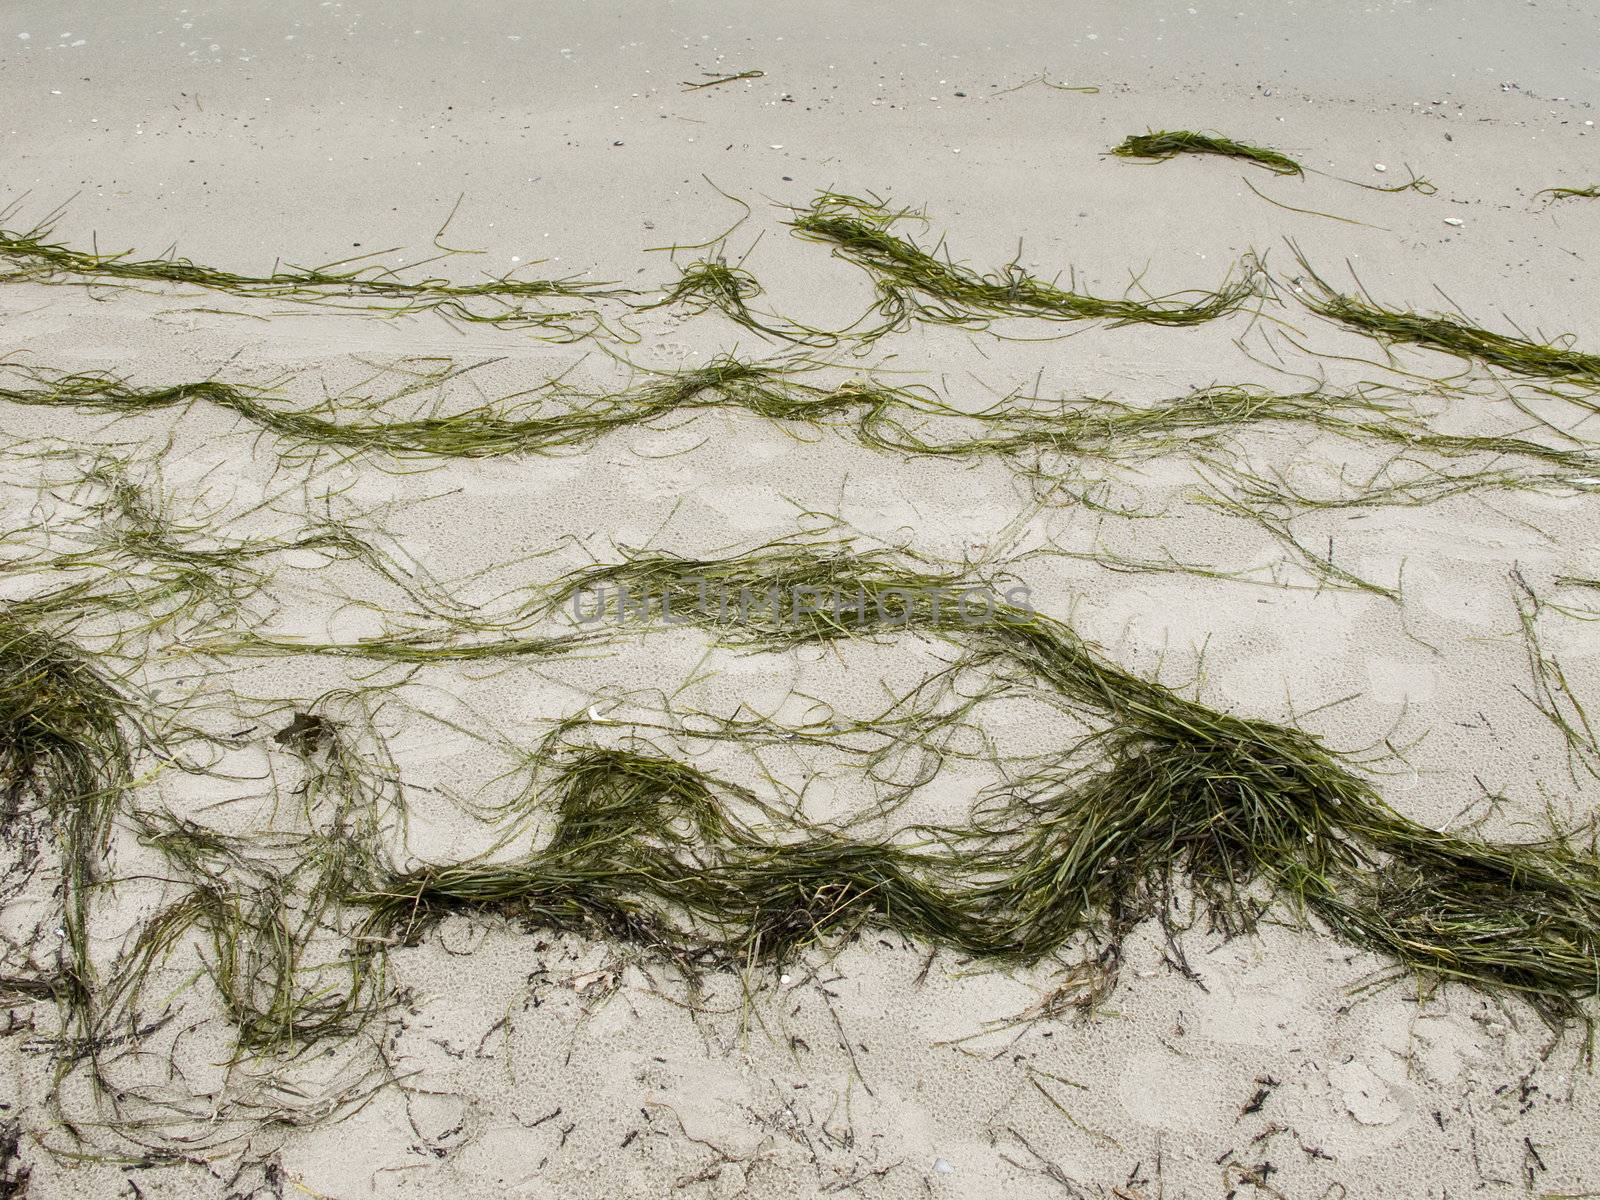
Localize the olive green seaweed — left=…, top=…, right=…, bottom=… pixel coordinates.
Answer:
left=179, top=541, right=1600, bottom=1027
left=1536, top=185, right=1600, bottom=205
left=7, top=364, right=1594, bottom=515
left=789, top=192, right=1258, bottom=340
left=0, top=219, right=622, bottom=335
left=1295, top=257, right=1600, bottom=388
left=0, top=617, right=134, bottom=1043
left=1111, top=130, right=1303, bottom=176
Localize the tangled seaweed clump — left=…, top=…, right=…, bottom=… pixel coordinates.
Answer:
left=1111, top=130, right=1303, bottom=176
left=642, top=255, right=839, bottom=344
left=0, top=617, right=133, bottom=1030
left=177, top=542, right=1600, bottom=1028
left=107, top=696, right=394, bottom=1053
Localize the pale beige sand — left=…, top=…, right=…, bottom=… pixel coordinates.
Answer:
left=3, top=2, right=1600, bottom=1197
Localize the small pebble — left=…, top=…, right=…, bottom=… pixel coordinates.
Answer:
left=1444, top=217, right=1463, bottom=227
left=933, top=1159, right=955, bottom=1175
left=1373, top=163, right=1387, bottom=172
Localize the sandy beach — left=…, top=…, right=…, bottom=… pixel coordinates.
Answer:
left=3, top=3, right=1599, bottom=1197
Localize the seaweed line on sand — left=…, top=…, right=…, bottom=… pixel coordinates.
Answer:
left=787, top=192, right=1259, bottom=341
left=6, top=361, right=1596, bottom=517
left=133, top=539, right=1600, bottom=1035
left=1292, top=252, right=1600, bottom=390
left=0, top=213, right=625, bottom=337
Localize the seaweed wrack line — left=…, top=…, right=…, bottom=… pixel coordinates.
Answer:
left=8, top=363, right=1597, bottom=513
left=0, top=219, right=626, bottom=330
left=787, top=192, right=1258, bottom=339
left=171, top=541, right=1600, bottom=1029
left=1295, top=255, right=1600, bottom=387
